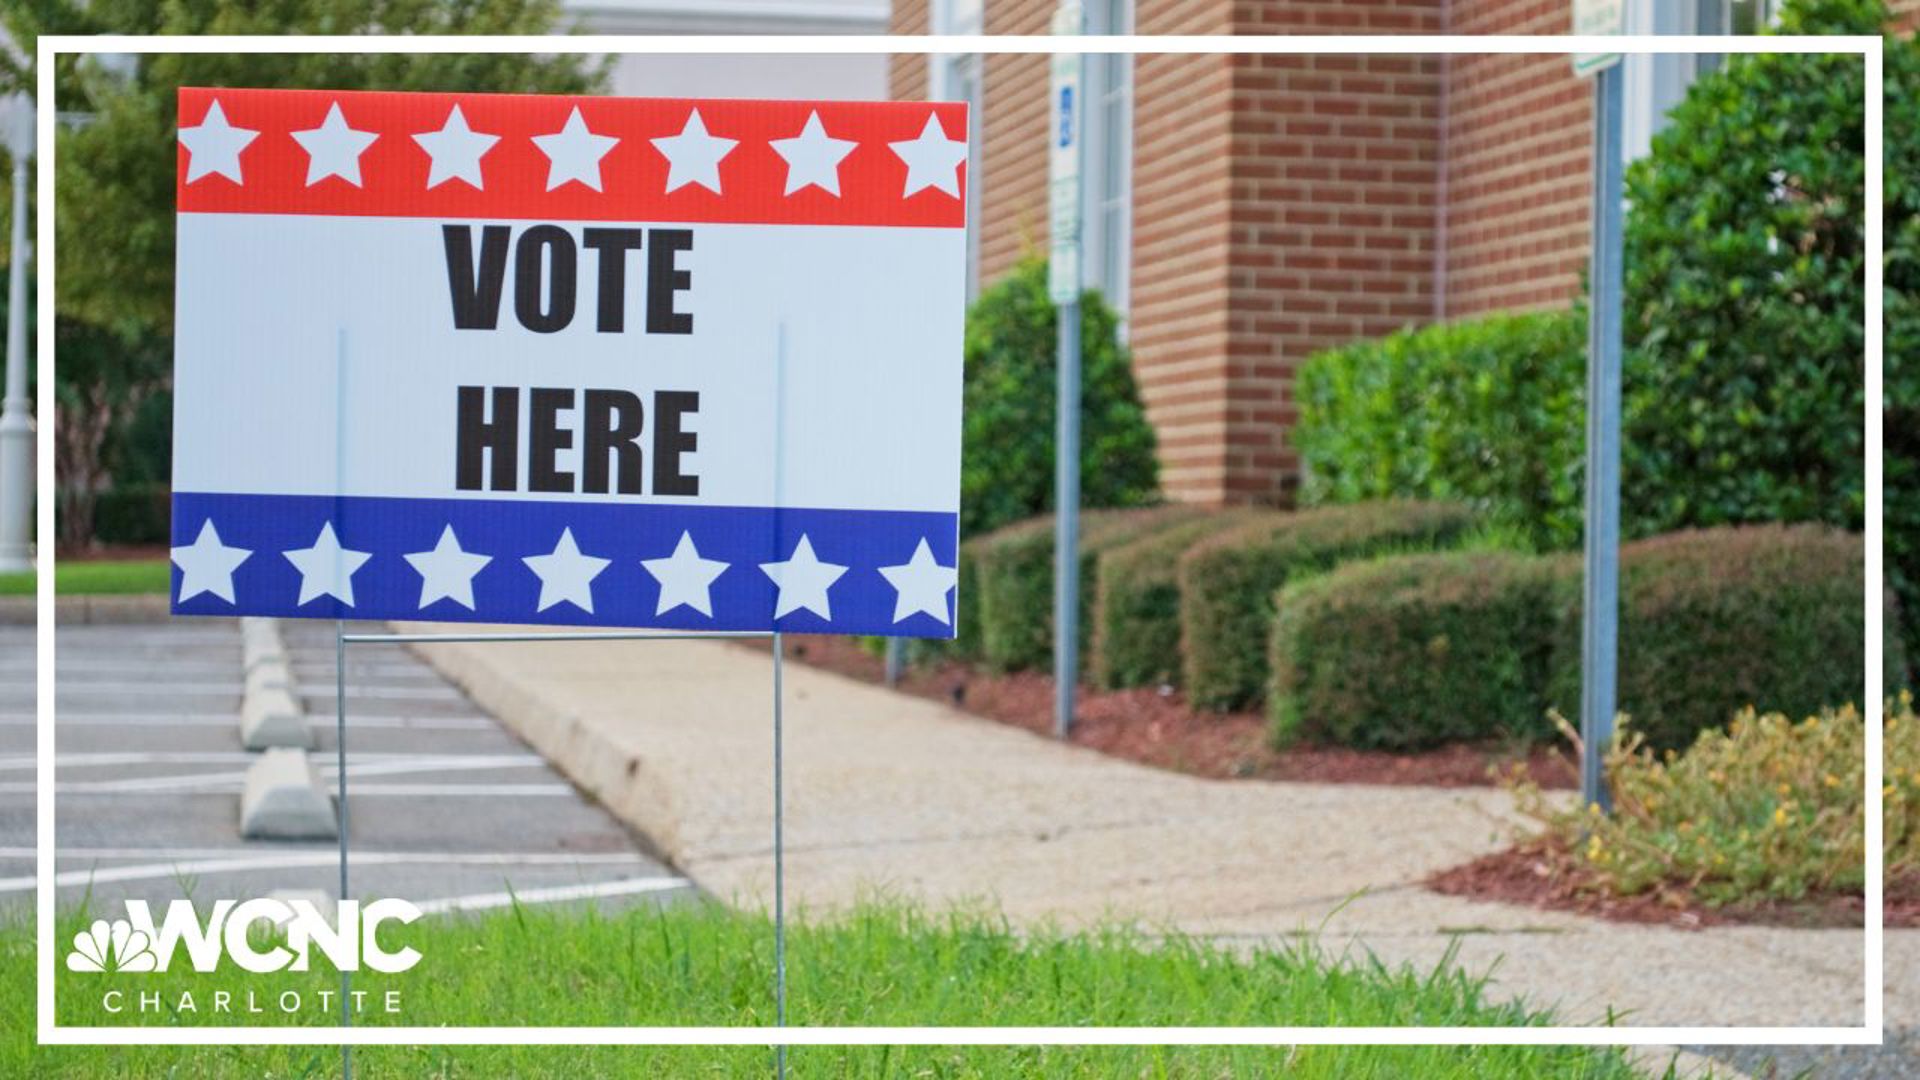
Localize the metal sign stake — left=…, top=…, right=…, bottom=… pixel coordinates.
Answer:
left=1580, top=59, right=1626, bottom=814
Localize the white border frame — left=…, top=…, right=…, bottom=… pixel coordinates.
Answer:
left=34, top=32, right=1884, bottom=1049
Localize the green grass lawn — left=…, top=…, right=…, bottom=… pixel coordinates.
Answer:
left=0, top=900, right=1665, bottom=1078
left=0, top=559, right=170, bottom=597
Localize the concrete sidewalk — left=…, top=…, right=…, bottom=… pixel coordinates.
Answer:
left=405, top=626, right=1886, bottom=1031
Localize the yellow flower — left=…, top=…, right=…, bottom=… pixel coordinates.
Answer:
left=1825, top=774, right=1841, bottom=788
left=1773, top=806, right=1789, bottom=827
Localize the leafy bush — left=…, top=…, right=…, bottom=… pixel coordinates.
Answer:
left=55, top=483, right=170, bottom=547
left=1295, top=314, right=1585, bottom=550
left=1545, top=525, right=1875, bottom=752
left=1296, top=4, right=1912, bottom=578
left=973, top=506, right=1203, bottom=674
left=1512, top=698, right=1916, bottom=909
left=1886, top=25, right=1920, bottom=672
left=1619, top=0, right=1884, bottom=539
left=1266, top=551, right=1567, bottom=751
left=1178, top=502, right=1477, bottom=712
left=961, top=259, right=1159, bottom=538
left=1091, top=509, right=1275, bottom=690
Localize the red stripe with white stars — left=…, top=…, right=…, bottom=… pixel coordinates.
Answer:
left=176, top=87, right=969, bottom=230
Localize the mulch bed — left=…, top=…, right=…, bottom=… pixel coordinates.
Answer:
left=759, top=634, right=1911, bottom=931
left=1426, top=837, right=1920, bottom=930
left=757, top=633, right=1576, bottom=790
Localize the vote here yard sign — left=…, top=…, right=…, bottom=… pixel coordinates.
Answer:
left=171, top=88, right=967, bottom=637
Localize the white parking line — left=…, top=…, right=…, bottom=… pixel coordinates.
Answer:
left=6, top=712, right=498, bottom=730
left=0, top=756, right=561, bottom=794
left=298, top=686, right=469, bottom=701
left=0, top=846, right=656, bottom=862
left=38, top=682, right=243, bottom=694
left=0, top=751, right=548, bottom=770
left=11, top=781, right=576, bottom=797
left=415, top=876, right=693, bottom=915
left=0, top=850, right=666, bottom=893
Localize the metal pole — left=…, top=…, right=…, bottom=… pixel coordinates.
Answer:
left=0, top=94, right=35, bottom=573
left=884, top=637, right=903, bottom=687
left=336, top=620, right=352, bottom=1079
left=1580, top=64, right=1625, bottom=814
left=1053, top=302, right=1080, bottom=740
left=771, top=630, right=786, bottom=1079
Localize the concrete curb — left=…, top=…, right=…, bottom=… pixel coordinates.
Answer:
left=398, top=623, right=689, bottom=869
left=239, top=617, right=311, bottom=750
left=239, top=747, right=338, bottom=840
left=0, top=593, right=173, bottom=625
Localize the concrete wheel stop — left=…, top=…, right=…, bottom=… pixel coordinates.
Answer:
left=240, top=747, right=339, bottom=840
left=239, top=616, right=311, bottom=750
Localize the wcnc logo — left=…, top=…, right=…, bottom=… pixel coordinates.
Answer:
left=66, top=897, right=422, bottom=975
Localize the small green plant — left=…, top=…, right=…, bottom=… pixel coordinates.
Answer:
left=1510, top=696, right=1919, bottom=909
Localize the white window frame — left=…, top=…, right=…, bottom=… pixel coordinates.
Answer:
left=1079, top=0, right=1133, bottom=320
left=1621, top=0, right=1777, bottom=161
left=929, top=0, right=985, bottom=297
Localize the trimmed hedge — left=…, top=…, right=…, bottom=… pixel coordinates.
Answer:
left=1266, top=524, right=1882, bottom=754
left=975, top=505, right=1204, bottom=673
left=1268, top=551, right=1567, bottom=751
left=1177, top=502, right=1477, bottom=712
left=1545, top=525, right=1876, bottom=751
left=1091, top=509, right=1275, bottom=690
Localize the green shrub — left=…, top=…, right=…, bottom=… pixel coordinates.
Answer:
left=1267, top=551, right=1567, bottom=751
left=951, top=537, right=986, bottom=660
left=961, top=258, right=1159, bottom=537
left=1511, top=698, right=1915, bottom=909
left=1619, top=0, right=1886, bottom=540
left=1295, top=313, right=1585, bottom=550
left=1178, top=502, right=1477, bottom=712
left=1091, top=509, right=1275, bottom=690
left=1546, top=525, right=1873, bottom=751
left=1886, top=24, right=1920, bottom=671
left=975, top=506, right=1203, bottom=673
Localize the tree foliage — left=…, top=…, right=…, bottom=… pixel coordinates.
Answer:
left=0, top=0, right=604, bottom=547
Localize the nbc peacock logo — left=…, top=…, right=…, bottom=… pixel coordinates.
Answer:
left=65, top=918, right=158, bottom=974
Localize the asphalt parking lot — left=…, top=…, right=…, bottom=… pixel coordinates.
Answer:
left=0, top=617, right=698, bottom=919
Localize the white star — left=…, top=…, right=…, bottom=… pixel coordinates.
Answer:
left=171, top=519, right=251, bottom=604
left=889, top=114, right=968, bottom=199
left=769, top=111, right=858, bottom=197
left=759, top=534, right=848, bottom=620
left=523, top=528, right=611, bottom=614
left=651, top=109, right=738, bottom=195
left=403, top=525, right=492, bottom=611
left=641, top=531, right=730, bottom=617
left=532, top=107, right=619, bottom=192
left=290, top=102, right=379, bottom=187
left=413, top=104, right=499, bottom=190
left=878, top=538, right=958, bottom=626
left=283, top=522, right=372, bottom=607
left=178, top=99, right=259, bottom=185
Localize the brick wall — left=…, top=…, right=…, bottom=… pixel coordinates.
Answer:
left=1442, top=0, right=1592, bottom=317
left=889, top=0, right=929, bottom=101
left=1130, top=1, right=1237, bottom=502
left=978, top=0, right=1056, bottom=281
